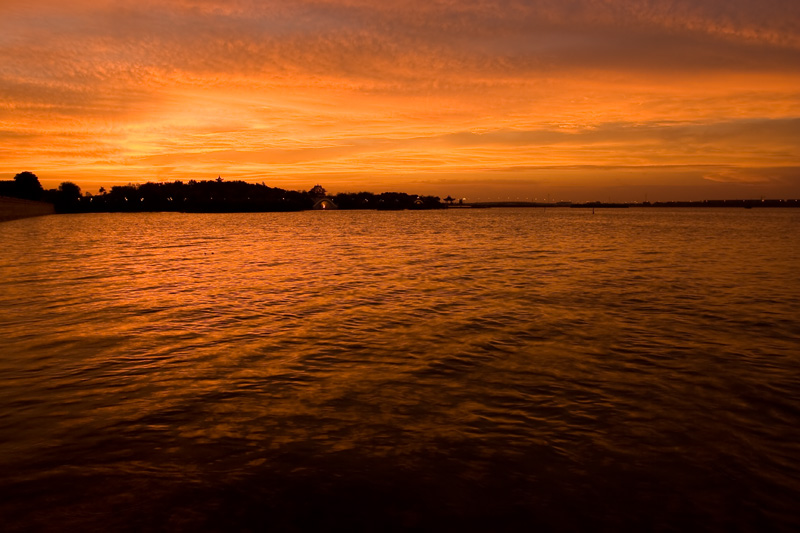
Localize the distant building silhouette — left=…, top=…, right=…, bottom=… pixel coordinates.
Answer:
left=313, top=198, right=337, bottom=210
left=309, top=184, right=337, bottom=210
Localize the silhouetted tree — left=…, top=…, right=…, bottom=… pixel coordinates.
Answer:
left=36, top=178, right=445, bottom=213
left=13, top=171, right=44, bottom=200
left=309, top=184, right=327, bottom=198
left=58, top=181, right=81, bottom=200
left=444, top=195, right=455, bottom=205
left=51, top=181, right=83, bottom=213
left=330, top=191, right=443, bottom=210
left=333, top=191, right=376, bottom=209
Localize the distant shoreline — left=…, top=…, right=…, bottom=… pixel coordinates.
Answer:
left=466, top=199, right=800, bottom=209
left=4, top=194, right=800, bottom=223
left=4, top=198, right=800, bottom=221
left=4, top=174, right=799, bottom=216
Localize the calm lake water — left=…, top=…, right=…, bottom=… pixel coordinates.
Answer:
left=1, top=208, right=799, bottom=531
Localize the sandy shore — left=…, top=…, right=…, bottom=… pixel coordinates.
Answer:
left=0, top=196, right=55, bottom=222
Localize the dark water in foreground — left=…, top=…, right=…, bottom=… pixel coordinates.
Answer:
left=1, top=209, right=799, bottom=531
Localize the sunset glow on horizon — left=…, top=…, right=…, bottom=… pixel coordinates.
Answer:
left=2, top=0, right=798, bottom=201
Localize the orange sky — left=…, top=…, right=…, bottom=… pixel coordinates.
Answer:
left=1, top=0, right=798, bottom=200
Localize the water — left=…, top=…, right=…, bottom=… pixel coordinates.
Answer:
left=1, top=209, right=799, bottom=531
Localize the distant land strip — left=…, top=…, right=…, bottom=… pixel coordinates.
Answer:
left=468, top=200, right=800, bottom=209
left=2, top=173, right=799, bottom=220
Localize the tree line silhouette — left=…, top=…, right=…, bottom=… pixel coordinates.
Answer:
left=1, top=173, right=445, bottom=213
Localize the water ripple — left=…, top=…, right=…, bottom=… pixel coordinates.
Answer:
left=1, top=209, right=799, bottom=530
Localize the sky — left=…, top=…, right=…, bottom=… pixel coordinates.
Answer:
left=1, top=0, right=798, bottom=201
